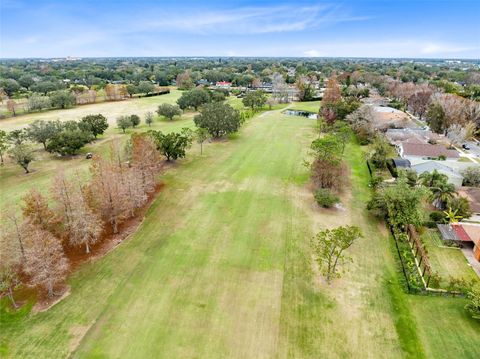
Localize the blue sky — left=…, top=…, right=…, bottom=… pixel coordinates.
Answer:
left=1, top=0, right=479, bottom=58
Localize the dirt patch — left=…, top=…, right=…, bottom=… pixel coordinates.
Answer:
left=32, top=286, right=71, bottom=313
left=64, top=183, right=164, bottom=271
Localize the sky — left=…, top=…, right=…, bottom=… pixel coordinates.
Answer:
left=0, top=0, right=479, bottom=59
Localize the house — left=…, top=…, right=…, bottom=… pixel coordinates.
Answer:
left=196, top=79, right=211, bottom=86
left=385, top=128, right=440, bottom=146
left=457, top=187, right=480, bottom=222
left=411, top=161, right=464, bottom=187
left=437, top=223, right=480, bottom=261
left=215, top=81, right=232, bottom=89
left=398, top=142, right=459, bottom=161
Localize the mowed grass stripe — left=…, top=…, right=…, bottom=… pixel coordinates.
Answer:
left=71, top=112, right=311, bottom=358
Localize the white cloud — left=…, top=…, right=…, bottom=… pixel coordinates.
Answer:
left=421, top=42, right=479, bottom=55
left=304, top=49, right=322, bottom=57
left=299, top=40, right=480, bottom=58
left=138, top=4, right=370, bottom=35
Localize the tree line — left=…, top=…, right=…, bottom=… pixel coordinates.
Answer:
left=0, top=134, right=162, bottom=305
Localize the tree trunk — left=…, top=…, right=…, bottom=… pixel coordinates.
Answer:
left=85, top=242, right=90, bottom=254
left=47, top=281, right=54, bottom=297
left=42, top=142, right=47, bottom=150
left=0, top=153, right=3, bottom=165
left=112, top=218, right=118, bottom=234
left=23, top=165, right=30, bottom=174
left=200, top=142, right=203, bottom=155
left=8, top=287, right=18, bottom=308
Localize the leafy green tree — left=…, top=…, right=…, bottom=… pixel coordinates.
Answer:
left=194, top=102, right=241, bottom=138
left=427, top=103, right=446, bottom=134
left=149, top=128, right=193, bottom=161
left=27, top=93, right=51, bottom=111
left=0, top=130, right=9, bottom=165
left=18, top=75, right=35, bottom=89
left=145, top=112, right=154, bottom=127
left=0, top=79, right=20, bottom=96
left=310, top=134, right=342, bottom=162
left=7, top=129, right=28, bottom=145
left=312, top=225, right=362, bottom=283
left=129, top=114, right=141, bottom=128
left=137, top=81, right=155, bottom=94
left=117, top=116, right=132, bottom=133
left=126, top=84, right=137, bottom=98
left=8, top=143, right=35, bottom=173
left=31, top=81, right=61, bottom=95
left=465, top=284, right=480, bottom=320
left=331, top=122, right=352, bottom=154
left=195, top=127, right=210, bottom=155
left=177, top=88, right=211, bottom=111
left=26, top=120, right=63, bottom=150
left=50, top=90, right=76, bottom=109
left=46, top=130, right=94, bottom=156
left=367, top=178, right=427, bottom=228
left=79, top=114, right=109, bottom=138
left=242, top=90, right=267, bottom=111
left=157, top=103, right=182, bottom=121
left=370, top=135, right=392, bottom=169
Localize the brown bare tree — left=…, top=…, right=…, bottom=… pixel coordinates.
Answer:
left=23, top=224, right=68, bottom=297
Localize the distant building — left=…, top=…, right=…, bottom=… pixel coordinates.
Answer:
left=398, top=142, right=459, bottom=161
left=215, top=81, right=232, bottom=89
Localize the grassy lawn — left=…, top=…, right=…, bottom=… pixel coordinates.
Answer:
left=421, top=230, right=479, bottom=288
left=1, top=108, right=479, bottom=358
left=0, top=89, right=184, bottom=131
left=288, top=100, right=321, bottom=113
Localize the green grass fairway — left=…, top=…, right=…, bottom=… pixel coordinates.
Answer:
left=1, top=110, right=479, bottom=358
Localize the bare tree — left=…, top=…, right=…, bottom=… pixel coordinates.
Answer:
left=23, top=224, right=68, bottom=297
left=21, top=189, right=58, bottom=233
left=51, top=172, right=103, bottom=253
left=130, top=134, right=160, bottom=194
left=3, top=208, right=26, bottom=262
left=88, top=155, right=128, bottom=234
left=0, top=221, right=22, bottom=307
left=408, top=90, right=432, bottom=119
left=272, top=72, right=289, bottom=103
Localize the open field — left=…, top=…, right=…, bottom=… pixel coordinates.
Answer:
left=0, top=90, right=184, bottom=132
left=0, top=88, right=193, bottom=209
left=1, top=108, right=479, bottom=358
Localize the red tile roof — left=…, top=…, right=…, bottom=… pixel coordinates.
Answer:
left=401, top=142, right=459, bottom=158
left=452, top=224, right=472, bottom=242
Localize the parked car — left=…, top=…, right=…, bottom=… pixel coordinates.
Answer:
left=462, top=144, right=470, bottom=150
left=86, top=152, right=93, bottom=159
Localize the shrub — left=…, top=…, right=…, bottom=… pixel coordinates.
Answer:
left=429, top=211, right=445, bottom=223
left=314, top=188, right=340, bottom=208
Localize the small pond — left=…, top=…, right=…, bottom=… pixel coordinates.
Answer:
left=282, top=109, right=319, bottom=119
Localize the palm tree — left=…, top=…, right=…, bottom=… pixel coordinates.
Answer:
left=430, top=182, right=456, bottom=209
left=418, top=169, right=448, bottom=188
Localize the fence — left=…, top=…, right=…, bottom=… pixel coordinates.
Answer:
left=389, top=224, right=465, bottom=297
